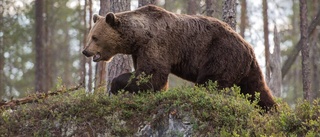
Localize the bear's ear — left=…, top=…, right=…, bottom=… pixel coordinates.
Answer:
left=93, top=14, right=100, bottom=23
left=105, top=12, right=120, bottom=27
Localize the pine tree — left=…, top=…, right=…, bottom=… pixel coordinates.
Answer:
left=300, top=0, right=311, bottom=101
left=222, top=0, right=237, bottom=30
left=35, top=0, right=45, bottom=92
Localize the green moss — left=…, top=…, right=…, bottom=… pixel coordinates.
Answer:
left=1, top=83, right=320, bottom=136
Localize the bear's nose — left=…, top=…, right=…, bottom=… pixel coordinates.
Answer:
left=82, top=50, right=91, bottom=57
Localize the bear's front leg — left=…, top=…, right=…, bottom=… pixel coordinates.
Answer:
left=110, top=72, right=169, bottom=94
left=109, top=73, right=133, bottom=94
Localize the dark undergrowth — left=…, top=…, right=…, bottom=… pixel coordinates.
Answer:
left=1, top=81, right=320, bottom=136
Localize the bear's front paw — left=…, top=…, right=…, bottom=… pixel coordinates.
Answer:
left=109, top=85, right=121, bottom=95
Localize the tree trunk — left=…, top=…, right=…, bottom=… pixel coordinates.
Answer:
left=187, top=0, right=198, bottom=15
left=211, top=0, right=223, bottom=19
left=35, top=0, right=45, bottom=92
left=101, top=0, right=110, bottom=14
left=239, top=0, right=247, bottom=38
left=311, top=0, right=319, bottom=98
left=300, top=0, right=311, bottom=101
left=0, top=6, right=4, bottom=98
left=311, top=30, right=319, bottom=99
left=46, top=13, right=55, bottom=91
left=43, top=0, right=57, bottom=92
left=263, top=0, right=271, bottom=82
left=44, top=0, right=56, bottom=92
left=62, top=32, right=72, bottom=86
left=106, top=0, right=133, bottom=93
left=88, top=0, right=93, bottom=92
left=268, top=26, right=282, bottom=97
left=43, top=0, right=48, bottom=91
left=80, top=0, right=87, bottom=88
left=95, top=63, right=107, bottom=89
left=164, top=0, right=169, bottom=10
left=138, top=0, right=156, bottom=7
left=222, top=0, right=237, bottom=30
left=205, top=0, right=214, bottom=17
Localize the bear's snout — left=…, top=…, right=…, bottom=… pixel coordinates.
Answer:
left=82, top=50, right=93, bottom=57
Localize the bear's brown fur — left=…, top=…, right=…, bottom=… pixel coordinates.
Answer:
left=82, top=5, right=276, bottom=110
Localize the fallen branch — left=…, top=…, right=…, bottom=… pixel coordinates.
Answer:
left=0, top=83, right=83, bottom=109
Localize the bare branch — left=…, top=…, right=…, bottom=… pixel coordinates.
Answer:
left=0, top=84, right=83, bottom=109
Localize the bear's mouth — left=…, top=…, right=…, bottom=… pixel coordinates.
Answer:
left=93, top=53, right=101, bottom=62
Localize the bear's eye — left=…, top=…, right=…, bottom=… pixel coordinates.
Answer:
left=92, top=36, right=98, bottom=42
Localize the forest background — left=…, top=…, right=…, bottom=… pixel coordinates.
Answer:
left=0, top=0, right=319, bottom=107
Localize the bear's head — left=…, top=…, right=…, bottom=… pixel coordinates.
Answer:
left=82, top=13, right=123, bottom=62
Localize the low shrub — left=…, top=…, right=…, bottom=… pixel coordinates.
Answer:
left=0, top=82, right=319, bottom=136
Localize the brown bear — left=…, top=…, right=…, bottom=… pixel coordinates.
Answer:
left=82, top=5, right=276, bottom=110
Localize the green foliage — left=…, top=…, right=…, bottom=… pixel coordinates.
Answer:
left=127, top=72, right=153, bottom=87
left=1, top=83, right=320, bottom=136
left=135, top=72, right=153, bottom=86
